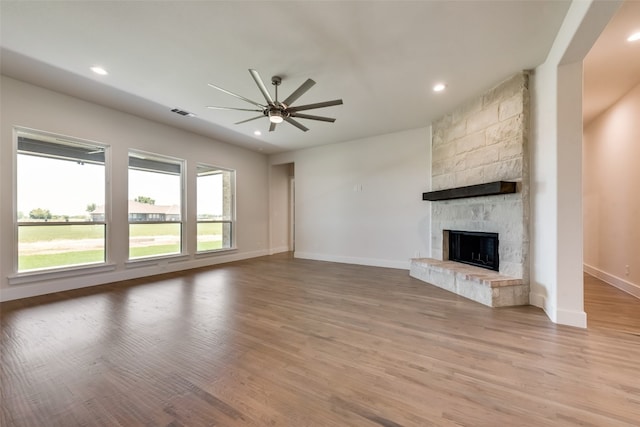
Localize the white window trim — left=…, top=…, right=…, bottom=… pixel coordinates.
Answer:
left=8, top=263, right=117, bottom=286
left=125, top=253, right=190, bottom=269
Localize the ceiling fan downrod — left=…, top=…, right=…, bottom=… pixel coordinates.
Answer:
left=271, top=75, right=282, bottom=104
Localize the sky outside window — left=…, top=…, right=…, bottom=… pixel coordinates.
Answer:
left=17, top=155, right=105, bottom=217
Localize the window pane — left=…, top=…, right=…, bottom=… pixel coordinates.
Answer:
left=128, top=151, right=183, bottom=259
left=18, top=224, right=105, bottom=271
left=16, top=130, right=106, bottom=272
left=18, top=144, right=105, bottom=222
left=129, top=223, right=181, bottom=259
left=197, top=222, right=231, bottom=251
left=128, top=169, right=181, bottom=222
left=197, top=166, right=233, bottom=221
left=197, top=164, right=234, bottom=252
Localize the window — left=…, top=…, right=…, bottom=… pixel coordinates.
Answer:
left=128, top=151, right=183, bottom=259
left=16, top=130, right=107, bottom=272
left=197, top=164, right=234, bottom=252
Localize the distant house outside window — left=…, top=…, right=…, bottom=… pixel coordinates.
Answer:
left=128, top=150, right=183, bottom=260
left=16, top=129, right=107, bottom=272
left=197, top=164, right=235, bottom=252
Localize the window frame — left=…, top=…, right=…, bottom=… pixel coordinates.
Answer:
left=12, top=127, right=111, bottom=276
left=196, top=163, right=236, bottom=254
left=127, top=149, right=186, bottom=261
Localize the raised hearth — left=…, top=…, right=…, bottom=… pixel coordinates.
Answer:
left=410, top=258, right=529, bottom=307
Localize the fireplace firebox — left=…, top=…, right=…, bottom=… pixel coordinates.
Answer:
left=447, top=230, right=499, bottom=271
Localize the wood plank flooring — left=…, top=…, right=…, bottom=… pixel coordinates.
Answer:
left=1, top=254, right=639, bottom=426
left=584, top=272, right=640, bottom=334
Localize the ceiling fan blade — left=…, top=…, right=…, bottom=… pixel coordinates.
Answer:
left=284, top=116, right=309, bottom=132
left=234, top=115, right=264, bottom=125
left=289, top=113, right=336, bottom=123
left=282, top=78, right=315, bottom=106
left=206, top=106, right=264, bottom=112
left=207, top=83, right=265, bottom=108
left=269, top=122, right=277, bottom=132
left=288, top=99, right=343, bottom=112
left=249, top=69, right=275, bottom=106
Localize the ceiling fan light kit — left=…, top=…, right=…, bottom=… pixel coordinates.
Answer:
left=206, top=69, right=343, bottom=132
left=269, top=110, right=284, bottom=124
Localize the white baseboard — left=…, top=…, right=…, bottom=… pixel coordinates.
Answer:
left=529, top=292, right=545, bottom=308
left=269, top=246, right=290, bottom=255
left=528, top=292, right=587, bottom=328
left=294, top=252, right=410, bottom=270
left=529, top=264, right=639, bottom=329
left=554, top=308, right=587, bottom=328
left=0, top=249, right=270, bottom=302
left=584, top=263, right=640, bottom=299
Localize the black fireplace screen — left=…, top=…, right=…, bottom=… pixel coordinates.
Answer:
left=448, top=230, right=499, bottom=271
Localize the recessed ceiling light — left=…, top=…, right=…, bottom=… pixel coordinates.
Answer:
left=627, top=32, right=640, bottom=42
left=254, top=130, right=262, bottom=136
left=433, top=83, right=446, bottom=92
left=90, top=66, right=108, bottom=75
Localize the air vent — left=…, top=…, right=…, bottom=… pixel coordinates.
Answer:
left=171, top=108, right=195, bottom=117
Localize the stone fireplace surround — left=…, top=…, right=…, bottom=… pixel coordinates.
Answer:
left=410, top=72, right=530, bottom=307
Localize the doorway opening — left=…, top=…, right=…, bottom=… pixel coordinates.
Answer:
left=270, top=162, right=295, bottom=254
left=582, top=0, right=640, bottom=332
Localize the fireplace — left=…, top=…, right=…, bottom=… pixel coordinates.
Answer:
left=446, top=230, right=499, bottom=271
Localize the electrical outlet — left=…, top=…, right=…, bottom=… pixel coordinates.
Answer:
left=625, top=265, right=630, bottom=276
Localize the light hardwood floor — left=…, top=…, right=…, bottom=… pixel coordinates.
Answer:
left=584, top=272, right=640, bottom=334
left=1, top=254, right=639, bottom=426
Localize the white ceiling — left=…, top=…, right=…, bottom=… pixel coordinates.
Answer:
left=0, top=1, right=593, bottom=154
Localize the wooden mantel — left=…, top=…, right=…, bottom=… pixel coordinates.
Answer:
left=422, top=181, right=517, bottom=201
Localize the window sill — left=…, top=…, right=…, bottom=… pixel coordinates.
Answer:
left=125, top=253, right=190, bottom=269
left=195, top=247, right=237, bottom=259
left=8, top=263, right=117, bottom=286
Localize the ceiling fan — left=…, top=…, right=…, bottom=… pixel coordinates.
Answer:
left=206, top=69, right=343, bottom=132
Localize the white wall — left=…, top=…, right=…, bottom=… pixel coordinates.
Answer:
left=530, top=0, right=620, bottom=327
left=0, top=76, right=270, bottom=301
left=583, top=82, right=640, bottom=297
left=270, top=127, right=431, bottom=269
